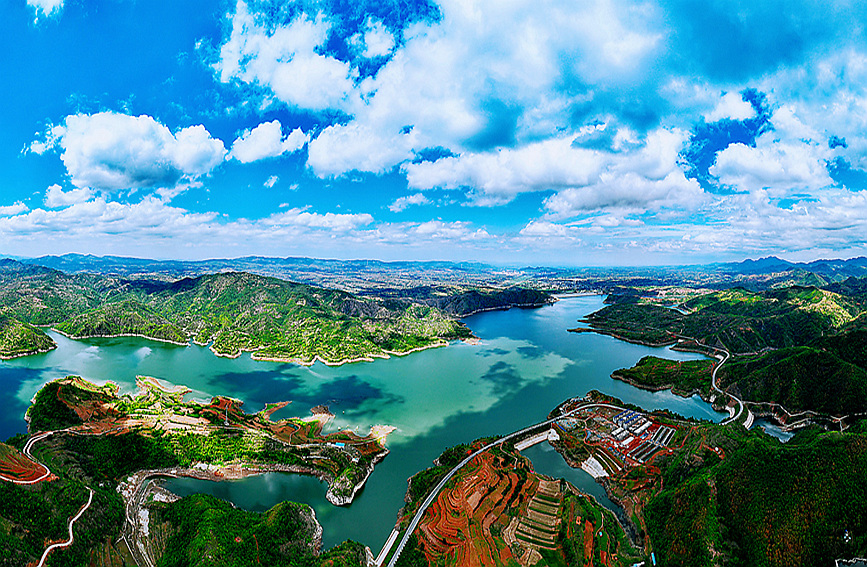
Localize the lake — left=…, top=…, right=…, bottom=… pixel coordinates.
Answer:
left=0, top=295, right=724, bottom=550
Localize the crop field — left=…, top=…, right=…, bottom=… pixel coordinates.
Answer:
left=416, top=449, right=530, bottom=566
left=0, top=442, right=49, bottom=483
left=402, top=441, right=644, bottom=567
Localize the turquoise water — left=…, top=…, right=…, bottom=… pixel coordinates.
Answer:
left=0, top=296, right=724, bottom=550
left=753, top=419, right=794, bottom=443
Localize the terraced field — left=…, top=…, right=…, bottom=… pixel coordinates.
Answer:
left=400, top=440, right=643, bottom=567
left=0, top=442, right=49, bottom=483
left=509, top=479, right=562, bottom=556
left=416, top=450, right=530, bottom=566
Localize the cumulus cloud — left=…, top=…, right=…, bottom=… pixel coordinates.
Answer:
left=216, top=1, right=355, bottom=111
left=350, top=19, right=395, bottom=58
left=307, top=123, right=415, bottom=177
left=389, top=193, right=430, bottom=212
left=264, top=208, right=373, bottom=231
left=543, top=171, right=703, bottom=216
left=704, top=91, right=756, bottom=122
left=35, top=112, right=227, bottom=191
left=0, top=202, right=29, bottom=216
left=45, top=184, right=93, bottom=208
left=403, top=127, right=703, bottom=213
left=27, top=0, right=63, bottom=20
left=229, top=120, right=309, bottom=163
left=411, top=220, right=488, bottom=240
left=0, top=194, right=501, bottom=260
left=210, top=0, right=867, bottom=219
left=403, top=137, right=604, bottom=205
left=518, top=220, right=581, bottom=240
left=214, top=0, right=666, bottom=178
left=711, top=139, right=832, bottom=194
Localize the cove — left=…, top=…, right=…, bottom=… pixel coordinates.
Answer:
left=0, top=296, right=725, bottom=550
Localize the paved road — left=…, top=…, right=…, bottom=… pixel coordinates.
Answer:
left=0, top=430, right=54, bottom=484
left=384, top=401, right=624, bottom=567
left=702, top=346, right=745, bottom=425
left=35, top=487, right=94, bottom=567
left=8, top=429, right=99, bottom=566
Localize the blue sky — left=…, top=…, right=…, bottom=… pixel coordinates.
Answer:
left=3, top=0, right=867, bottom=265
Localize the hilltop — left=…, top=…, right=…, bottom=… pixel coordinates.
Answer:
left=576, top=284, right=867, bottom=417
left=0, top=260, right=487, bottom=363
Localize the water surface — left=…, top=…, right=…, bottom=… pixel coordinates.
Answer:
left=0, top=296, right=724, bottom=549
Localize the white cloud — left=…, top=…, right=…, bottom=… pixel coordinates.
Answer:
left=543, top=170, right=703, bottom=216
left=704, top=92, right=755, bottom=122
left=215, top=0, right=666, bottom=178
left=263, top=175, right=279, bottom=188
left=44, top=184, right=93, bottom=208
left=28, top=124, right=64, bottom=155
left=0, top=197, right=218, bottom=240
left=403, top=136, right=604, bottom=205
left=403, top=127, right=704, bottom=213
left=351, top=19, right=395, bottom=58
left=307, top=123, right=415, bottom=177
left=519, top=220, right=580, bottom=239
left=40, top=112, right=227, bottom=191
left=229, top=120, right=309, bottom=163
left=756, top=50, right=867, bottom=171
left=27, top=0, right=63, bottom=20
left=0, top=202, right=29, bottom=216
left=265, top=208, right=374, bottom=231
left=216, top=1, right=355, bottom=111
left=0, top=196, right=500, bottom=259
left=389, top=193, right=430, bottom=212
left=411, top=220, right=488, bottom=240
left=710, top=131, right=833, bottom=194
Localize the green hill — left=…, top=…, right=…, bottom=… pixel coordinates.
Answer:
left=645, top=425, right=867, bottom=567
left=612, top=355, right=716, bottom=399
left=141, top=272, right=471, bottom=361
left=582, top=286, right=863, bottom=353
left=0, top=260, right=473, bottom=363
left=53, top=299, right=187, bottom=344
left=427, top=286, right=554, bottom=316
left=720, top=347, right=867, bottom=416
left=0, top=315, right=55, bottom=359
left=153, top=495, right=366, bottom=567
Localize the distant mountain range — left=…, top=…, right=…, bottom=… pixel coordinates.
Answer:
left=718, top=256, right=867, bottom=278
left=7, top=253, right=508, bottom=292
left=7, top=253, right=867, bottom=293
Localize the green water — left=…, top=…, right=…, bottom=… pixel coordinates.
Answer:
left=0, top=296, right=724, bottom=551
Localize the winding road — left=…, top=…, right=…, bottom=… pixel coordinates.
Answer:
left=0, top=428, right=96, bottom=566
left=0, top=430, right=54, bottom=485
left=700, top=344, right=747, bottom=425
left=35, top=487, right=95, bottom=567
left=384, top=401, right=624, bottom=567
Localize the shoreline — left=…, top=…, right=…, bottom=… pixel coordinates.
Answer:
left=457, top=299, right=556, bottom=318
left=0, top=345, right=57, bottom=360
left=50, top=328, right=189, bottom=346
left=609, top=371, right=718, bottom=408
left=247, top=340, right=451, bottom=366
left=568, top=326, right=677, bottom=348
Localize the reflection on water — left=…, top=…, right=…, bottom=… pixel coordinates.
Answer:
left=0, top=296, right=726, bottom=550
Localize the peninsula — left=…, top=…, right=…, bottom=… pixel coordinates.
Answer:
left=0, top=375, right=393, bottom=566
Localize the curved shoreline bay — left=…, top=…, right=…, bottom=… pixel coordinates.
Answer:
left=0, top=296, right=725, bottom=550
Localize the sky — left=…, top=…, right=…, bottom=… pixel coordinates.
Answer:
left=3, top=0, right=867, bottom=265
